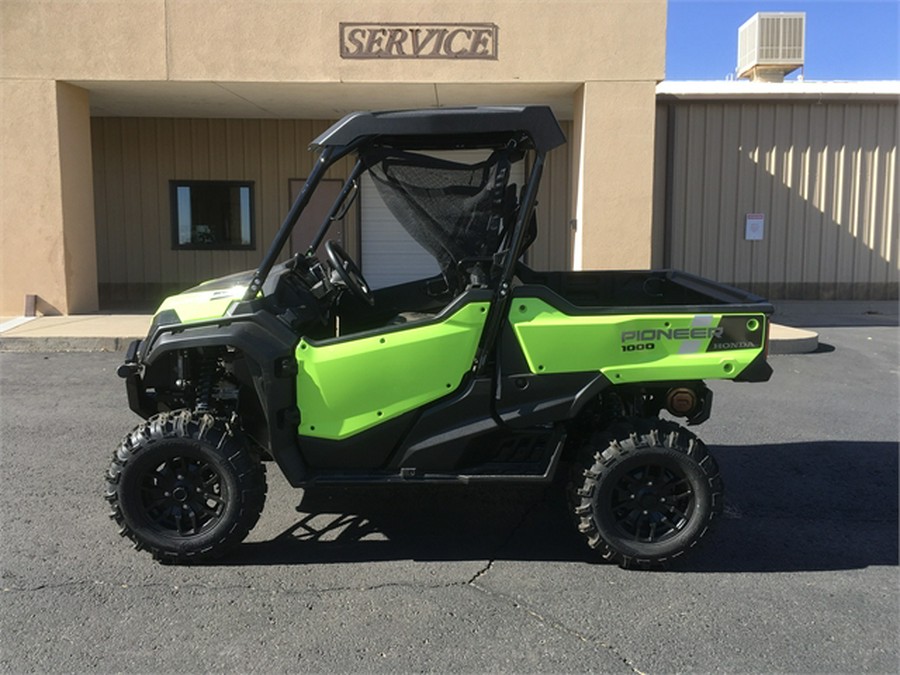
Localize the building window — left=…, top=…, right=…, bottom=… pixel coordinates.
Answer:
left=170, top=181, right=255, bottom=249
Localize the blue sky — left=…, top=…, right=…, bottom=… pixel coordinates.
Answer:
left=666, top=0, right=900, bottom=80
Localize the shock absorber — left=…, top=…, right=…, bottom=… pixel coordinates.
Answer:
left=194, top=353, right=218, bottom=413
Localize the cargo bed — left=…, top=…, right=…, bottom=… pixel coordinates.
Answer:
left=515, top=266, right=774, bottom=315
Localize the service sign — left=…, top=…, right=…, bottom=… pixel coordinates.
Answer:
left=340, top=23, right=498, bottom=59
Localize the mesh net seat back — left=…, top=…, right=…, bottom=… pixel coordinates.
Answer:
left=365, top=149, right=519, bottom=280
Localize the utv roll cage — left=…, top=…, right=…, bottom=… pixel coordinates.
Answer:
left=243, top=105, right=566, bottom=303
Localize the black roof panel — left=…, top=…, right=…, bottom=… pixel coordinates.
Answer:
left=311, top=105, right=566, bottom=154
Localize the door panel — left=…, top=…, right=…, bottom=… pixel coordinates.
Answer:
left=295, top=300, right=490, bottom=440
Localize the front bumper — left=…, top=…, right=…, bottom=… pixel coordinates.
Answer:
left=118, top=339, right=155, bottom=419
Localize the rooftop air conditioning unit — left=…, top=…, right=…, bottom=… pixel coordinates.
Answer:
left=737, top=12, right=805, bottom=82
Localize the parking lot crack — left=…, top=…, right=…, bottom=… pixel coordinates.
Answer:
left=1, top=579, right=262, bottom=594
left=3, top=579, right=104, bottom=593
left=467, top=559, right=495, bottom=584
left=300, top=580, right=465, bottom=595
left=467, top=581, right=646, bottom=674
left=464, top=486, right=550, bottom=586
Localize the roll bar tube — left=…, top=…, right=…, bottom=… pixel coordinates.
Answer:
left=243, top=144, right=358, bottom=301
left=307, top=158, right=366, bottom=256
left=474, top=151, right=546, bottom=374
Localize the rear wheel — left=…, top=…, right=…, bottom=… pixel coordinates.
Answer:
left=569, top=419, right=722, bottom=569
left=105, top=411, right=266, bottom=563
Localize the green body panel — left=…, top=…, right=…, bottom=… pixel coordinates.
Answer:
left=508, top=299, right=767, bottom=383
left=296, top=302, right=490, bottom=440
left=155, top=286, right=246, bottom=323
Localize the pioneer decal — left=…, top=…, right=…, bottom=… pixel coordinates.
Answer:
left=617, top=316, right=765, bottom=354
left=621, top=327, right=725, bottom=343
left=620, top=325, right=724, bottom=353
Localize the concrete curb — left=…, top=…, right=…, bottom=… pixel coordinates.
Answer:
left=0, top=336, right=135, bottom=352
left=768, top=324, right=819, bottom=355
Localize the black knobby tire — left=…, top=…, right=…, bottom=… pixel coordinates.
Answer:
left=569, top=418, right=723, bottom=569
left=105, top=410, right=267, bottom=563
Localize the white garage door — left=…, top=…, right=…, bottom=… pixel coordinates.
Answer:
left=360, top=150, right=525, bottom=289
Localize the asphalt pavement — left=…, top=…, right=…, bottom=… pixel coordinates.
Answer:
left=0, top=317, right=897, bottom=673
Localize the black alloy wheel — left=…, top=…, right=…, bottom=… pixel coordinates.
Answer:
left=138, top=452, right=228, bottom=537
left=105, top=411, right=266, bottom=564
left=569, top=418, right=722, bottom=569
left=606, top=457, right=696, bottom=544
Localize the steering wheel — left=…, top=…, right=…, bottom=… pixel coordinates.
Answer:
left=325, top=240, right=374, bottom=306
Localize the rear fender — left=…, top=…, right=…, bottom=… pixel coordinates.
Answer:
left=507, top=296, right=772, bottom=384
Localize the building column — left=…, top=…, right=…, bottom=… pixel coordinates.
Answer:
left=1, top=80, right=97, bottom=315
left=571, top=80, right=658, bottom=270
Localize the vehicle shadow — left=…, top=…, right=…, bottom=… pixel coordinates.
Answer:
left=671, top=439, right=899, bottom=573
left=224, top=440, right=898, bottom=573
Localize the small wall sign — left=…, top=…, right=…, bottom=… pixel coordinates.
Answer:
left=745, top=213, right=765, bottom=241
left=340, top=23, right=498, bottom=59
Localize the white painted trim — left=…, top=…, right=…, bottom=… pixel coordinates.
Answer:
left=657, top=80, right=900, bottom=100
left=572, top=95, right=587, bottom=272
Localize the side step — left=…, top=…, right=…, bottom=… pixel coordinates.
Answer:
left=302, top=431, right=566, bottom=486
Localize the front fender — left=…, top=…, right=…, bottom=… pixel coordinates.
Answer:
left=134, top=310, right=308, bottom=486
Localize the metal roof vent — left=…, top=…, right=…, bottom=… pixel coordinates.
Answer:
left=737, top=12, right=805, bottom=82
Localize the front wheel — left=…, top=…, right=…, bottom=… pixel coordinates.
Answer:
left=105, top=411, right=267, bottom=563
left=569, top=419, right=722, bottom=569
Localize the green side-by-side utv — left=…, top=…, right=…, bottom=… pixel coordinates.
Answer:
left=107, top=106, right=773, bottom=568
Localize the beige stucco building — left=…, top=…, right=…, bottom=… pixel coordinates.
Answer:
left=1, top=0, right=897, bottom=315
left=1, top=0, right=664, bottom=315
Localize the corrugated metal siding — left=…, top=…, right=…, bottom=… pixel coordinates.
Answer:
left=91, top=117, right=355, bottom=308
left=660, top=100, right=898, bottom=299
left=92, top=117, right=572, bottom=308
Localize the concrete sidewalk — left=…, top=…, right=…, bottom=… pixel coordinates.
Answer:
left=8, top=301, right=892, bottom=354
left=0, top=314, right=151, bottom=352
